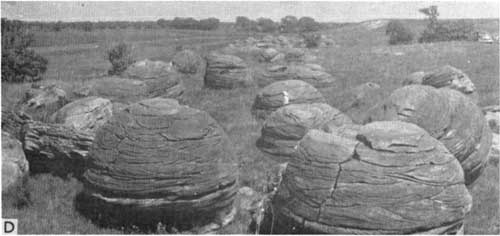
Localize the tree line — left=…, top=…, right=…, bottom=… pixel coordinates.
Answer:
left=235, top=15, right=322, bottom=33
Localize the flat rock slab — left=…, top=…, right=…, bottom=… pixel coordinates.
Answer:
left=122, top=59, right=174, bottom=80
left=252, top=80, right=325, bottom=120
left=82, top=98, right=238, bottom=226
left=365, top=85, right=492, bottom=186
left=255, top=64, right=336, bottom=87
left=204, top=53, right=253, bottom=89
left=2, top=131, right=29, bottom=194
left=50, top=96, right=113, bottom=134
left=270, top=121, right=472, bottom=234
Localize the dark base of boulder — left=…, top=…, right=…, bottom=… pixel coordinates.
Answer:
left=258, top=209, right=466, bottom=235
left=75, top=190, right=236, bottom=233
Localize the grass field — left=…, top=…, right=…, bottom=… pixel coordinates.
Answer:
left=2, top=20, right=499, bottom=234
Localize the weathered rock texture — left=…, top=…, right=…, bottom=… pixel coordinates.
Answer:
left=334, top=82, right=385, bottom=124
left=483, top=105, right=500, bottom=134
left=22, top=121, right=93, bottom=176
left=255, top=64, right=336, bottom=87
left=122, top=59, right=173, bottom=80
left=2, top=109, right=31, bottom=140
left=50, top=96, right=113, bottom=134
left=257, top=103, right=352, bottom=161
left=76, top=76, right=184, bottom=104
left=2, top=131, right=29, bottom=194
left=20, top=84, right=67, bottom=121
left=402, top=71, right=425, bottom=86
left=172, top=49, right=205, bottom=74
left=252, top=80, right=325, bottom=120
left=204, top=53, right=253, bottom=89
left=82, top=98, right=238, bottom=225
left=271, top=121, right=472, bottom=234
left=365, top=85, right=492, bottom=186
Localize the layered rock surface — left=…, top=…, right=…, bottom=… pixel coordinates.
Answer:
left=272, top=121, right=472, bottom=234
left=257, top=103, right=352, bottom=160
left=83, top=98, right=238, bottom=222
left=365, top=85, right=492, bottom=185
left=252, top=80, right=325, bottom=120
left=122, top=59, right=173, bottom=80
left=255, top=64, right=336, bottom=87
left=2, top=131, right=29, bottom=194
left=204, top=53, right=253, bottom=89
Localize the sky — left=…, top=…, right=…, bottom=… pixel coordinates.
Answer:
left=1, top=1, right=499, bottom=23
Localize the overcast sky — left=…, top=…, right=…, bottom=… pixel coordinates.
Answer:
left=1, top=1, right=499, bottom=22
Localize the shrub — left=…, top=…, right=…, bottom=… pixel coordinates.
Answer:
left=170, top=17, right=220, bottom=30
left=235, top=16, right=251, bottom=30
left=107, top=43, right=134, bottom=75
left=298, top=17, right=321, bottom=32
left=386, top=20, right=414, bottom=45
left=417, top=6, right=475, bottom=43
left=301, top=33, right=322, bottom=48
left=1, top=18, right=48, bottom=83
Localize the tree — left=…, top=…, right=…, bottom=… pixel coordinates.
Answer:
left=157, top=18, right=169, bottom=28
left=298, top=16, right=320, bottom=32
left=386, top=20, right=414, bottom=45
left=280, top=15, right=298, bottom=33
left=257, top=18, right=277, bottom=33
left=235, top=16, right=251, bottom=30
left=1, top=18, right=48, bottom=83
left=199, top=18, right=220, bottom=30
left=418, top=6, right=475, bottom=43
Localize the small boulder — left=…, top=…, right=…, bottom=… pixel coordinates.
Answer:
left=332, top=82, right=385, bottom=124
left=259, top=48, right=280, bottom=62
left=252, top=80, right=325, bottom=120
left=255, top=64, right=336, bottom=87
left=402, top=71, right=425, bottom=85
left=172, top=49, right=205, bottom=74
left=21, top=84, right=67, bottom=121
left=2, top=131, right=29, bottom=194
left=122, top=59, right=173, bottom=80
left=50, top=96, right=113, bottom=134
left=204, top=52, right=253, bottom=89
left=483, top=105, right=500, bottom=134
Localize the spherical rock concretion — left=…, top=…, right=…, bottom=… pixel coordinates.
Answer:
left=204, top=52, right=253, bottom=89
left=365, top=85, right=492, bottom=186
left=272, top=121, right=472, bottom=234
left=252, top=80, right=325, bottom=120
left=2, top=131, right=29, bottom=194
left=257, top=103, right=352, bottom=161
left=50, top=96, right=113, bottom=134
left=82, top=98, right=238, bottom=225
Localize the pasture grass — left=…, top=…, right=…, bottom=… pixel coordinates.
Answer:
left=2, top=22, right=499, bottom=234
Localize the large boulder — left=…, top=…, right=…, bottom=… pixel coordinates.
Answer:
left=252, top=80, right=325, bottom=120
left=259, top=48, right=280, bottom=62
left=122, top=59, right=173, bottom=80
left=257, top=103, right=352, bottom=161
left=255, top=64, right=336, bottom=87
left=50, top=96, right=113, bottom=134
left=172, top=49, right=205, bottom=74
left=365, top=85, right=492, bottom=186
left=2, top=131, right=29, bottom=194
left=76, top=76, right=184, bottom=104
left=270, top=121, right=472, bottom=234
left=204, top=53, right=253, bottom=89
left=20, top=84, right=67, bottom=121
left=81, top=98, right=238, bottom=228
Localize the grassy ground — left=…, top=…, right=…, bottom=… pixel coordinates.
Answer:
left=2, top=21, right=499, bottom=234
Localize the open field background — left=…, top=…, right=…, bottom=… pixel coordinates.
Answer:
left=2, top=19, right=499, bottom=234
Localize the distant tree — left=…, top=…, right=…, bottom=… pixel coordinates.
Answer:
left=1, top=18, right=48, bottom=83
left=107, top=42, right=134, bottom=75
left=386, top=20, right=414, bottom=45
left=418, top=6, right=475, bottom=43
left=81, top=21, right=93, bottom=32
left=53, top=21, right=63, bottom=32
left=235, top=16, right=251, bottom=30
left=298, top=16, right=320, bottom=32
left=199, top=18, right=220, bottom=30
left=257, top=17, right=277, bottom=33
left=157, top=18, right=169, bottom=28
left=301, top=32, right=322, bottom=48
left=280, top=15, right=298, bottom=33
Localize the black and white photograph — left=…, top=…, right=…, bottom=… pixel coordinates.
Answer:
left=1, top=1, right=499, bottom=234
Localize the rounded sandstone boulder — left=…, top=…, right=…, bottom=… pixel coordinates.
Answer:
left=50, top=96, right=113, bottom=134
left=271, top=121, right=472, bottom=234
left=252, top=80, right=326, bottom=120
left=257, top=103, right=352, bottom=161
left=122, top=59, right=174, bottom=80
left=204, top=52, right=253, bottom=89
left=82, top=98, right=238, bottom=226
left=2, top=131, right=29, bottom=194
left=365, top=85, right=492, bottom=186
